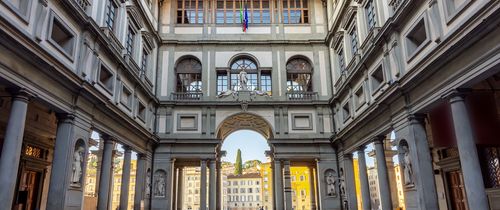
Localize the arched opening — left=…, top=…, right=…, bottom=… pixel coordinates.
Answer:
left=220, top=130, right=271, bottom=210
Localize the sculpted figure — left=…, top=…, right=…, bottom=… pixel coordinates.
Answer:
left=402, top=145, right=413, bottom=185
left=339, top=168, right=346, bottom=196
left=71, top=146, right=85, bottom=185
left=145, top=169, right=151, bottom=197
left=326, top=170, right=336, bottom=196
left=238, top=70, right=248, bottom=90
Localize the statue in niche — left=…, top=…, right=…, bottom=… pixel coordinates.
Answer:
left=339, top=168, right=346, bottom=196
left=154, top=171, right=166, bottom=197
left=145, top=169, right=151, bottom=198
left=402, top=145, right=413, bottom=185
left=239, top=69, right=248, bottom=90
left=71, top=145, right=85, bottom=186
left=325, top=170, right=337, bottom=196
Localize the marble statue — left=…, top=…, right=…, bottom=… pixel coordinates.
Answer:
left=402, top=145, right=413, bottom=185
left=339, top=168, right=346, bottom=196
left=145, top=169, right=151, bottom=197
left=154, top=173, right=165, bottom=197
left=71, top=146, right=85, bottom=185
left=238, top=70, right=248, bottom=90
left=326, top=170, right=336, bottom=196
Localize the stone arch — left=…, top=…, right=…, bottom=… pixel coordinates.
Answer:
left=227, top=53, right=261, bottom=68
left=216, top=112, right=274, bottom=140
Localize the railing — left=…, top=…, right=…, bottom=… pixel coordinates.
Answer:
left=75, top=0, right=91, bottom=12
left=286, top=92, right=318, bottom=101
left=172, top=92, right=203, bottom=100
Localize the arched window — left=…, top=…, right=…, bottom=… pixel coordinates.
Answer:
left=286, top=58, right=312, bottom=92
left=176, top=57, right=202, bottom=93
left=216, top=57, right=272, bottom=95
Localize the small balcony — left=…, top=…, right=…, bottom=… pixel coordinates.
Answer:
left=286, top=91, right=318, bottom=101
left=171, top=92, right=203, bottom=101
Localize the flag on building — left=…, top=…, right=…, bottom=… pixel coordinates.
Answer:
left=240, top=0, right=248, bottom=32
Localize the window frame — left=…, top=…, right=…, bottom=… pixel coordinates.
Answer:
left=47, top=11, right=77, bottom=61
left=177, top=0, right=204, bottom=24
left=175, top=57, right=203, bottom=93
left=105, top=0, right=119, bottom=31
left=216, top=56, right=272, bottom=94
left=404, top=14, right=431, bottom=62
left=97, top=62, right=115, bottom=94
left=281, top=0, right=309, bottom=24
left=286, top=57, right=313, bottom=93
left=2, top=0, right=32, bottom=22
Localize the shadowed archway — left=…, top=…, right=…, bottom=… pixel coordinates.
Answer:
left=216, top=112, right=274, bottom=140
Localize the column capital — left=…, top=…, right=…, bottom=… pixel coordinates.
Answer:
left=343, top=153, right=353, bottom=159
left=122, top=145, right=132, bottom=152
left=372, top=135, right=385, bottom=144
left=408, top=114, right=426, bottom=125
left=137, top=153, right=147, bottom=160
left=100, top=134, right=117, bottom=143
left=442, top=89, right=471, bottom=103
left=356, top=145, right=366, bottom=152
left=8, top=88, right=35, bottom=102
left=56, top=113, right=76, bottom=123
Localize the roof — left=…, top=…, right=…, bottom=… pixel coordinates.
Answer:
left=227, top=173, right=261, bottom=179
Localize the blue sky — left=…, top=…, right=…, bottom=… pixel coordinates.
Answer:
left=221, top=130, right=270, bottom=163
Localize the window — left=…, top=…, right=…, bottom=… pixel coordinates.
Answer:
left=141, top=49, right=149, bottom=72
left=337, top=48, right=346, bottom=73
left=342, top=101, right=350, bottom=122
left=176, top=58, right=203, bottom=92
left=105, top=0, right=118, bottom=30
left=354, top=86, right=365, bottom=108
left=177, top=0, right=203, bottom=24
left=286, top=58, right=312, bottom=92
left=405, top=18, right=428, bottom=58
left=370, top=65, right=384, bottom=92
left=349, top=24, right=359, bottom=57
left=217, top=57, right=271, bottom=94
left=216, top=0, right=271, bottom=24
left=282, top=0, right=309, bottom=24
left=300, top=175, right=305, bottom=181
left=4, top=0, right=31, bottom=19
left=99, top=64, right=114, bottom=92
left=121, top=85, right=132, bottom=108
left=126, top=27, right=135, bottom=55
left=137, top=101, right=146, bottom=121
left=365, top=0, right=376, bottom=30
left=49, top=14, right=76, bottom=58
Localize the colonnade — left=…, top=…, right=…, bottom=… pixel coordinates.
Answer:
left=340, top=92, right=490, bottom=210
left=0, top=89, right=150, bottom=210
left=169, top=159, right=319, bottom=210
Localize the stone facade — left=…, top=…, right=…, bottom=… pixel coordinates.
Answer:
left=0, top=0, right=498, bottom=210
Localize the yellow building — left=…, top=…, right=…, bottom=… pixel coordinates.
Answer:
left=110, top=159, right=138, bottom=210
left=290, top=167, right=311, bottom=210
left=353, top=159, right=362, bottom=210
left=394, top=165, right=405, bottom=210
left=259, top=163, right=273, bottom=210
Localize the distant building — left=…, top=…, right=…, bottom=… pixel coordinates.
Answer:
left=367, top=166, right=380, bottom=210
left=226, top=173, right=263, bottom=210
left=260, top=163, right=273, bottom=210
left=290, top=167, right=312, bottom=210
left=183, top=167, right=202, bottom=210
left=394, top=165, right=405, bottom=210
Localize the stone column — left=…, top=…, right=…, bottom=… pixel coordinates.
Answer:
left=134, top=154, right=147, bottom=210
left=356, top=147, right=371, bottom=210
left=374, top=138, right=393, bottom=210
left=273, top=159, right=284, bottom=210
left=209, top=160, right=217, bottom=210
left=216, top=160, right=222, bottom=210
left=97, top=136, right=115, bottom=210
left=176, top=167, right=184, bottom=210
left=344, top=154, right=358, bottom=210
left=450, top=94, right=489, bottom=210
left=200, top=160, right=208, bottom=210
left=309, top=166, right=317, bottom=210
left=46, top=114, right=75, bottom=209
left=0, top=89, right=30, bottom=208
left=119, top=146, right=132, bottom=210
left=283, top=160, right=293, bottom=210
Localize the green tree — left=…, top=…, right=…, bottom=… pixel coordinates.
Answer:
left=234, top=149, right=243, bottom=175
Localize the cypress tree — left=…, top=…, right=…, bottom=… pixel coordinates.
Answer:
left=234, top=149, right=242, bottom=175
